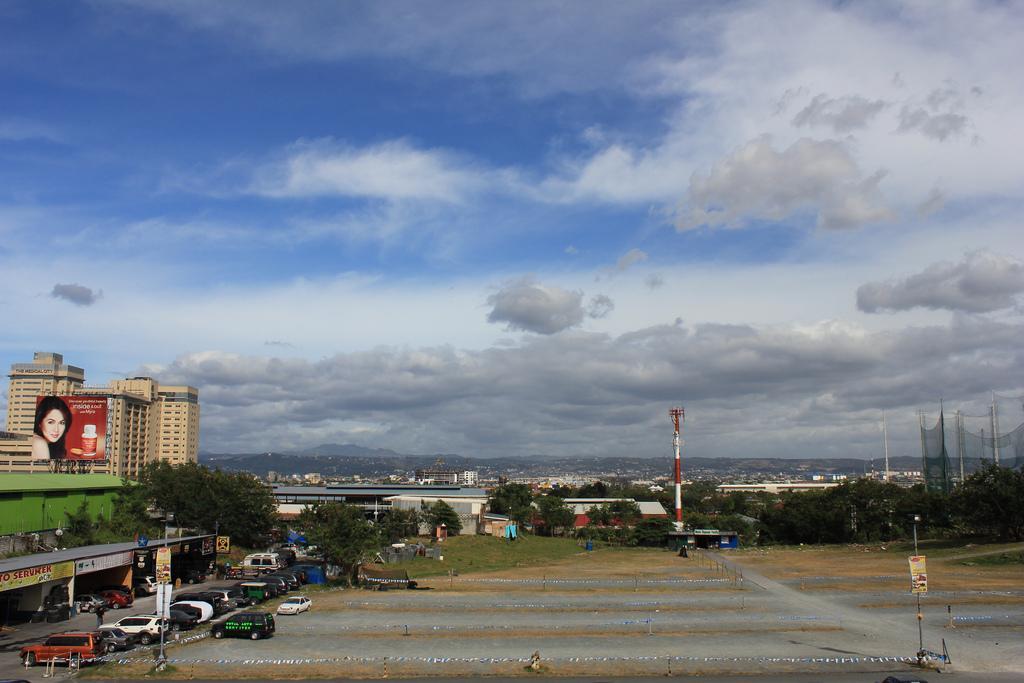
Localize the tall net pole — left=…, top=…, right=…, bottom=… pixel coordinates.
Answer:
left=882, top=411, right=890, bottom=482
left=670, top=407, right=684, bottom=523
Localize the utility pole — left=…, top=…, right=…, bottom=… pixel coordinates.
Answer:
left=912, top=514, right=923, bottom=653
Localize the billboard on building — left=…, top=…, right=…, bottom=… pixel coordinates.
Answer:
left=32, top=395, right=111, bottom=461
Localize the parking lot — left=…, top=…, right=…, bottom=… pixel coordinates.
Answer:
left=2, top=546, right=1022, bottom=680
left=73, top=553, right=1024, bottom=677
left=0, top=573, right=248, bottom=681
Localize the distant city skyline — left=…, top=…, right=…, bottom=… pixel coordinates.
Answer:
left=1, top=2, right=1022, bottom=459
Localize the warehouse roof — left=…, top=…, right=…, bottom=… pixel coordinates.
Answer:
left=0, top=473, right=123, bottom=493
left=272, top=484, right=487, bottom=498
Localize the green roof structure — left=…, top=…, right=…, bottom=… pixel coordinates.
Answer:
left=0, top=473, right=123, bottom=493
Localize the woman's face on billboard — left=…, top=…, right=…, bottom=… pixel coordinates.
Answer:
left=39, top=409, right=67, bottom=443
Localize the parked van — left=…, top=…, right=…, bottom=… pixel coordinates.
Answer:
left=241, top=553, right=282, bottom=572
left=132, top=576, right=158, bottom=596
left=238, top=582, right=271, bottom=602
left=21, top=632, right=104, bottom=666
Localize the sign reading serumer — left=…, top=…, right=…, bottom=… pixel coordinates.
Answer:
left=909, top=555, right=928, bottom=594
left=0, top=561, right=74, bottom=592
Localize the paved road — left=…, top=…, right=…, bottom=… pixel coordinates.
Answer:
left=707, top=550, right=1023, bottom=675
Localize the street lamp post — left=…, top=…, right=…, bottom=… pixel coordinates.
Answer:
left=157, top=514, right=171, bottom=669
left=912, top=514, right=923, bottom=653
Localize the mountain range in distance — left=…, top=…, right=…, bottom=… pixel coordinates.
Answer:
left=200, top=444, right=951, bottom=481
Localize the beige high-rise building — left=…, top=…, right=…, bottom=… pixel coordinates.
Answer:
left=0, top=353, right=200, bottom=478
left=5, top=353, right=85, bottom=434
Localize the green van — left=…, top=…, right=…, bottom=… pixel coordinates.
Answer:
left=211, top=612, right=275, bottom=640
left=238, top=582, right=270, bottom=602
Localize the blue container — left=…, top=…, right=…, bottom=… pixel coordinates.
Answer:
left=302, top=566, right=326, bottom=584
left=585, top=540, right=593, bottom=552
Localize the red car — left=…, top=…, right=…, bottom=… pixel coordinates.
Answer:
left=97, top=589, right=133, bottom=609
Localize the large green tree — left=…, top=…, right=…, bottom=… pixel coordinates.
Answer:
left=298, top=502, right=380, bottom=583
left=634, top=517, right=674, bottom=546
left=488, top=483, right=534, bottom=525
left=378, top=507, right=420, bottom=543
left=952, top=463, right=1024, bottom=541
left=140, top=462, right=276, bottom=547
left=536, top=495, right=575, bottom=536
left=107, top=479, right=160, bottom=539
left=422, top=500, right=462, bottom=534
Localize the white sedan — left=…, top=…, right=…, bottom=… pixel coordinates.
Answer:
left=276, top=596, right=311, bottom=615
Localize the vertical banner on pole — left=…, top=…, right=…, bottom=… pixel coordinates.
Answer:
left=909, top=555, right=928, bottom=594
left=155, top=583, right=172, bottom=617
left=156, top=547, right=171, bottom=584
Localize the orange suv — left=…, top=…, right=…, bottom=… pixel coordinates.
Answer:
left=20, top=631, right=104, bottom=666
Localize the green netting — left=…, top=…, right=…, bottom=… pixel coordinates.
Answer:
left=958, top=418, right=1024, bottom=470
left=920, top=414, right=951, bottom=494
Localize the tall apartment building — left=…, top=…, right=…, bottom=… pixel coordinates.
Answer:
left=1, top=352, right=200, bottom=478
left=5, top=353, right=85, bottom=434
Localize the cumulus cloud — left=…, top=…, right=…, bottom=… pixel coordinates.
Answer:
left=587, top=294, right=615, bottom=319
left=857, top=252, right=1024, bottom=314
left=791, top=94, right=887, bottom=133
left=486, top=278, right=586, bottom=334
left=153, top=314, right=1024, bottom=458
left=50, top=283, right=101, bottom=306
left=897, top=108, right=967, bottom=141
left=896, top=85, right=971, bottom=141
left=677, top=137, right=894, bottom=231
left=248, top=138, right=484, bottom=202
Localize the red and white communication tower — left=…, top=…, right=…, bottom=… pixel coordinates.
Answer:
left=669, top=407, right=684, bottom=523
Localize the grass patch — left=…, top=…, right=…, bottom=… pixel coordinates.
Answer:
left=961, top=551, right=1024, bottom=566
left=400, top=534, right=585, bottom=578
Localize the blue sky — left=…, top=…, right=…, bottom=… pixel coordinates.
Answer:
left=2, top=1, right=1023, bottom=460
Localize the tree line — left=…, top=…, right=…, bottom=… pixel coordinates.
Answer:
left=488, top=463, right=1024, bottom=546
left=54, top=461, right=1023, bottom=569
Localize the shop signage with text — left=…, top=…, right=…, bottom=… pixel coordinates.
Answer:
left=0, top=562, right=74, bottom=592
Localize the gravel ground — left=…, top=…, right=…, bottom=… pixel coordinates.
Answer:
left=59, top=550, right=1024, bottom=679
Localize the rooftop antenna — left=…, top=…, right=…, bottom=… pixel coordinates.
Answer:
left=669, top=407, right=685, bottom=524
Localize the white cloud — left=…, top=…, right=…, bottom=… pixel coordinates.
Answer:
left=677, top=137, right=893, bottom=231
left=897, top=107, right=968, bottom=141
left=150, top=313, right=1024, bottom=457
left=248, top=138, right=484, bottom=202
left=0, top=118, right=60, bottom=142
left=858, top=251, right=1024, bottom=314
left=50, top=283, right=102, bottom=306
left=587, top=294, right=614, bottom=319
left=486, top=277, right=585, bottom=335
left=791, top=94, right=887, bottom=133
left=645, top=274, right=664, bottom=290
left=615, top=248, right=648, bottom=272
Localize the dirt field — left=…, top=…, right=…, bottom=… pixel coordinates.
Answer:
left=76, top=541, right=1024, bottom=680
left=730, top=541, right=1024, bottom=592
